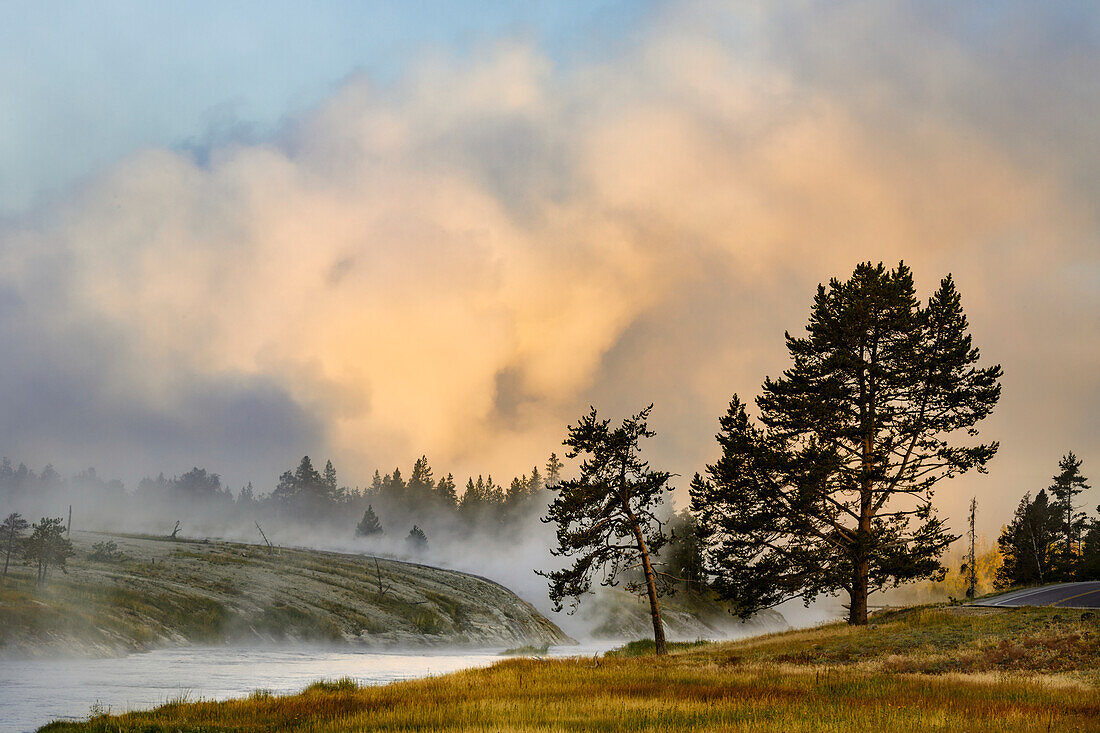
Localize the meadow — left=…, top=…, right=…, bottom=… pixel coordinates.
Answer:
left=43, top=605, right=1100, bottom=732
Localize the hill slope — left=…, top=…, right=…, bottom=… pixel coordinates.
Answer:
left=0, top=531, right=572, bottom=657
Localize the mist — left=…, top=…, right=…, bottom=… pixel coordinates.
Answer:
left=0, top=449, right=823, bottom=642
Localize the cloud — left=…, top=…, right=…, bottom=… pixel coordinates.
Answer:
left=0, top=1, right=1096, bottom=532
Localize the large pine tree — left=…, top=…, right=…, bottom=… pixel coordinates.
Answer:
left=691, top=262, right=1002, bottom=624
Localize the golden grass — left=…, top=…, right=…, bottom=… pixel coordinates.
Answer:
left=42, top=605, right=1100, bottom=732
left=40, top=656, right=1100, bottom=732
left=683, top=606, right=1100, bottom=680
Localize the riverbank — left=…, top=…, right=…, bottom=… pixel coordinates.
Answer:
left=42, top=605, right=1100, bottom=731
left=0, top=531, right=571, bottom=657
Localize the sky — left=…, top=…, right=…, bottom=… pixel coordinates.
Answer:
left=0, top=0, right=1097, bottom=536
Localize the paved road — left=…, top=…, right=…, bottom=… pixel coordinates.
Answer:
left=972, top=581, right=1100, bottom=609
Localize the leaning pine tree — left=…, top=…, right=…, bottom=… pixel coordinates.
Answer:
left=539, top=405, right=673, bottom=655
left=691, top=262, right=1002, bottom=625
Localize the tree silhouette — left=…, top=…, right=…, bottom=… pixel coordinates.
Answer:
left=356, top=505, right=384, bottom=538
left=24, top=517, right=74, bottom=585
left=406, top=525, right=428, bottom=554
left=692, top=262, right=1001, bottom=624
left=540, top=405, right=673, bottom=655
left=996, top=490, right=1060, bottom=588
left=1049, top=452, right=1090, bottom=578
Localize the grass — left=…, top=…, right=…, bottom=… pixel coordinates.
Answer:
left=697, top=606, right=1100, bottom=679
left=41, top=605, right=1100, bottom=732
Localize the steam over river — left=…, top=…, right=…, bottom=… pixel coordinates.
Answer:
left=2, top=644, right=613, bottom=732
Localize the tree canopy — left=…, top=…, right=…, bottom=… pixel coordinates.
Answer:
left=691, top=262, right=1002, bottom=624
left=24, top=516, right=74, bottom=585
left=540, top=405, right=673, bottom=654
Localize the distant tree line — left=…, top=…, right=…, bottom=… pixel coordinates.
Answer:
left=0, top=449, right=566, bottom=558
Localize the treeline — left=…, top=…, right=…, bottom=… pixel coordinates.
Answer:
left=0, top=452, right=568, bottom=550
left=996, top=452, right=1099, bottom=586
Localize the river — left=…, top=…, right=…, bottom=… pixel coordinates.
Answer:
left=1, top=644, right=614, bottom=732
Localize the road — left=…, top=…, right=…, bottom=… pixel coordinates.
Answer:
left=972, top=581, right=1100, bottom=609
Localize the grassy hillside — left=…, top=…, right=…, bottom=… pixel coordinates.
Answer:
left=43, top=605, right=1100, bottom=732
left=0, top=531, right=571, bottom=656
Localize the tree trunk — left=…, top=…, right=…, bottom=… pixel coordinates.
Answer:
left=848, top=560, right=869, bottom=625
left=632, top=522, right=667, bottom=655
left=851, top=345, right=875, bottom=626
left=849, top=500, right=872, bottom=625
left=849, top=471, right=873, bottom=625
left=617, top=455, right=666, bottom=655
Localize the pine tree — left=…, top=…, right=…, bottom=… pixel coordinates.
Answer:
left=996, top=490, right=1060, bottom=588
left=1049, top=452, right=1090, bottom=578
left=434, top=473, right=458, bottom=508
left=545, top=453, right=563, bottom=487
left=507, top=475, right=528, bottom=504
left=172, top=467, right=224, bottom=501
left=323, top=460, right=339, bottom=499
left=528, top=466, right=543, bottom=496
left=272, top=470, right=297, bottom=507
left=406, top=525, right=428, bottom=553
left=460, top=477, right=481, bottom=518
left=540, top=405, right=673, bottom=655
left=484, top=475, right=503, bottom=505
left=24, top=517, right=74, bottom=585
left=2, top=512, right=29, bottom=586
left=237, top=482, right=256, bottom=506
left=407, top=456, right=435, bottom=506
left=271, top=456, right=339, bottom=519
left=356, top=505, right=384, bottom=537
left=381, top=468, right=407, bottom=507
left=295, top=456, right=320, bottom=486
left=691, top=263, right=1002, bottom=624
left=368, top=470, right=384, bottom=497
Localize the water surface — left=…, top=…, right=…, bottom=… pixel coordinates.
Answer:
left=1, top=644, right=612, bottom=733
